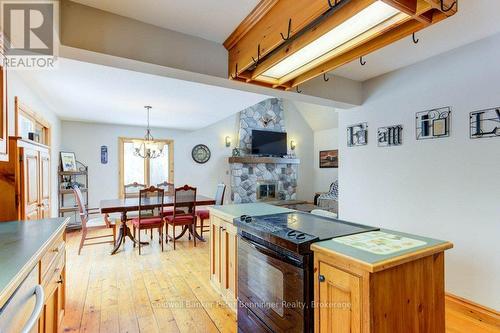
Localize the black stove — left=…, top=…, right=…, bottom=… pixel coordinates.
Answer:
left=235, top=212, right=378, bottom=255
left=236, top=212, right=378, bottom=333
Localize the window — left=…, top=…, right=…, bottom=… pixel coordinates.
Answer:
left=119, top=137, right=174, bottom=197
left=15, top=97, right=51, bottom=146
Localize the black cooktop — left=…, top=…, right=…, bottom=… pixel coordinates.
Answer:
left=234, top=212, right=378, bottom=254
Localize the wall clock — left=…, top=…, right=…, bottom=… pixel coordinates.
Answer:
left=192, top=144, right=211, bottom=164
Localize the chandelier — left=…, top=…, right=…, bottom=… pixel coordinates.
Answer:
left=134, top=106, right=163, bottom=159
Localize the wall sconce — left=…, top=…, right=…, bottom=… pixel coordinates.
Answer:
left=290, top=140, right=296, bottom=150
left=225, top=136, right=231, bottom=148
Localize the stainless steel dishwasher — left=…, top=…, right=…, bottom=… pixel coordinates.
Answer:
left=0, top=266, right=44, bottom=333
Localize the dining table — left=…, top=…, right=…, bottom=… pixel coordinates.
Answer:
left=100, top=194, right=216, bottom=254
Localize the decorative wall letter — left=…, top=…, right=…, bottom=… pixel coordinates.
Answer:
left=416, top=107, right=451, bottom=140
left=470, top=107, right=500, bottom=139
left=378, top=125, right=403, bottom=147
left=347, top=122, right=368, bottom=147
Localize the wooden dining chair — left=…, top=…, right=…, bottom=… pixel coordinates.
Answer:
left=124, top=182, right=156, bottom=238
left=124, top=182, right=147, bottom=198
left=196, top=183, right=226, bottom=236
left=157, top=181, right=184, bottom=216
left=73, top=186, right=116, bottom=255
left=131, top=186, right=165, bottom=255
left=165, top=185, right=197, bottom=250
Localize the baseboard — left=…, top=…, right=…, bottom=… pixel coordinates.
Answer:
left=445, top=293, right=500, bottom=331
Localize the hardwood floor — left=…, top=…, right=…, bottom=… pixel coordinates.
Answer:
left=62, top=228, right=236, bottom=333
left=62, top=228, right=499, bottom=333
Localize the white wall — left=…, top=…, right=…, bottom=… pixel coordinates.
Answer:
left=338, top=34, right=500, bottom=310
left=8, top=71, right=62, bottom=217
left=283, top=100, right=315, bottom=201
left=313, top=128, right=339, bottom=193
left=61, top=100, right=315, bottom=207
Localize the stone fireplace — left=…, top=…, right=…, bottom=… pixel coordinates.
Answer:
left=257, top=181, right=277, bottom=201
left=229, top=98, right=299, bottom=204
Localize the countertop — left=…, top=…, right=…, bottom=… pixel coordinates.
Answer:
left=0, top=218, right=68, bottom=307
left=208, top=203, right=293, bottom=221
left=312, top=228, right=453, bottom=272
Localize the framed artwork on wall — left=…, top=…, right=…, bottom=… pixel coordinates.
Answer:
left=416, top=107, right=451, bottom=140
left=319, top=150, right=338, bottom=168
left=60, top=152, right=77, bottom=172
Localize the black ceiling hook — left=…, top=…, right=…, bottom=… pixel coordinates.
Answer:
left=412, top=32, right=419, bottom=44
left=280, top=19, right=292, bottom=41
left=323, top=73, right=330, bottom=82
left=360, top=56, right=366, bottom=66
left=296, top=86, right=302, bottom=93
left=252, top=44, right=261, bottom=65
left=440, top=0, right=457, bottom=12
left=230, top=63, right=238, bottom=79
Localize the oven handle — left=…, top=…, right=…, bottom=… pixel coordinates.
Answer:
left=240, top=235, right=303, bottom=267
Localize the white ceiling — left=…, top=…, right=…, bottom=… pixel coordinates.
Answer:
left=70, top=0, right=260, bottom=43
left=71, top=0, right=500, bottom=82
left=20, top=58, right=270, bottom=130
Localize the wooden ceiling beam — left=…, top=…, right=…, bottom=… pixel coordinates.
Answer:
left=225, top=0, right=456, bottom=90
left=223, top=0, right=279, bottom=50
left=250, top=0, right=378, bottom=80
left=227, top=0, right=332, bottom=79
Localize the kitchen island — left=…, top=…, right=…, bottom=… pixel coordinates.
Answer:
left=208, top=203, right=453, bottom=332
left=0, top=218, right=68, bottom=333
left=312, top=229, right=453, bottom=333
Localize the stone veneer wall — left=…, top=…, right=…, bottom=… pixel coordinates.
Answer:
left=231, top=98, right=298, bottom=203
left=238, top=98, right=285, bottom=150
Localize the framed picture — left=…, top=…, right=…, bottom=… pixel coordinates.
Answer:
left=319, top=150, right=338, bottom=168
left=60, top=152, right=77, bottom=172
left=416, top=107, right=451, bottom=140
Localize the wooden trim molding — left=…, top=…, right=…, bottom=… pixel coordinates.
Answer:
left=445, top=293, right=500, bottom=332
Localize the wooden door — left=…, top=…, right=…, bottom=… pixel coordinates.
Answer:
left=210, top=215, right=222, bottom=288
left=317, top=262, right=361, bottom=333
left=221, top=222, right=238, bottom=310
left=39, top=150, right=51, bottom=218
left=22, top=148, right=40, bottom=220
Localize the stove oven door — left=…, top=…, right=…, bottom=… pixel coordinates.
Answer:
left=238, top=235, right=308, bottom=333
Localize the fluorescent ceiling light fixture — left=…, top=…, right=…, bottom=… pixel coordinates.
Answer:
left=261, top=1, right=406, bottom=80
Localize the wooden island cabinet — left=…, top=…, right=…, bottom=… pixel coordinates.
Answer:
left=209, top=210, right=239, bottom=312
left=312, top=231, right=453, bottom=333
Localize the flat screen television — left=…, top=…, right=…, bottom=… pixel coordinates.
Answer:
left=251, top=130, right=287, bottom=156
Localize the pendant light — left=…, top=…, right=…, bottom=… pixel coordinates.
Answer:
left=134, top=106, right=163, bottom=159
